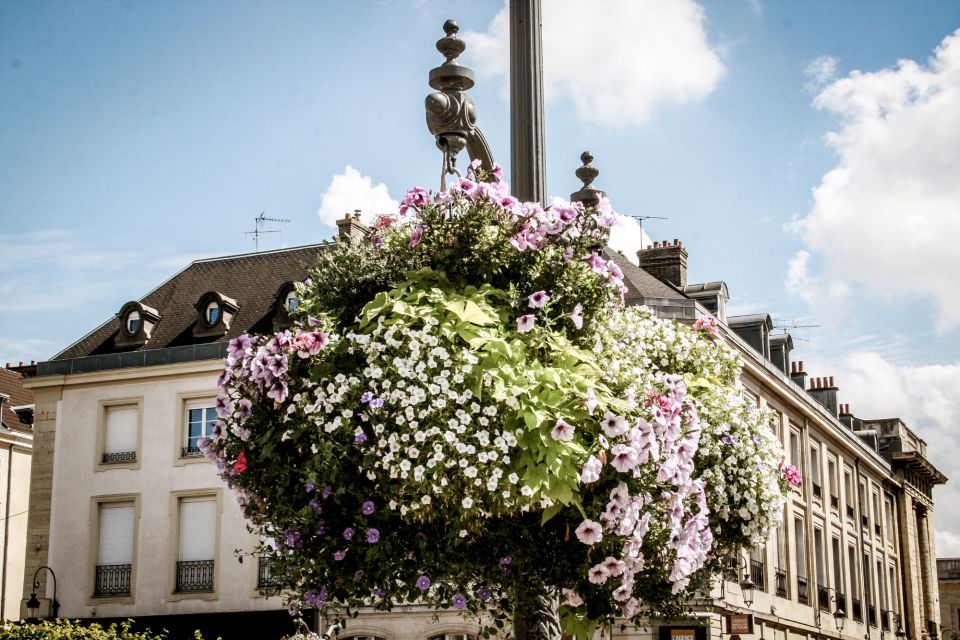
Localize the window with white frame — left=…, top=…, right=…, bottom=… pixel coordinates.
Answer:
left=102, top=404, right=138, bottom=464
left=94, top=502, right=134, bottom=597
left=810, top=443, right=822, bottom=499
left=176, top=496, right=217, bottom=593
left=183, top=402, right=217, bottom=457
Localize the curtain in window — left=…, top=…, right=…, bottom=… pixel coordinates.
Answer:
left=99, top=504, right=134, bottom=565
left=105, top=406, right=138, bottom=454
left=179, top=498, right=217, bottom=561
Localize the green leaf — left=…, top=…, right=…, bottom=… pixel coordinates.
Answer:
left=443, top=299, right=497, bottom=326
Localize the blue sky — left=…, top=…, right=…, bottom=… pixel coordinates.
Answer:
left=2, top=1, right=959, bottom=548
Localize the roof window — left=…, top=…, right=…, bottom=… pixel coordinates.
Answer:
left=115, top=301, right=161, bottom=348
left=193, top=292, right=239, bottom=339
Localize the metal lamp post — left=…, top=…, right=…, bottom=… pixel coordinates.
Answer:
left=814, top=586, right=848, bottom=635
left=26, top=565, right=59, bottom=622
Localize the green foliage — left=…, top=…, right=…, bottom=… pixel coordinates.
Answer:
left=0, top=619, right=182, bottom=640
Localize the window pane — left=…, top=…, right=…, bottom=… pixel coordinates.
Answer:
left=99, top=504, right=134, bottom=565
left=205, top=407, right=218, bottom=436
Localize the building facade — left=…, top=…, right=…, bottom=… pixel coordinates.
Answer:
left=0, top=365, right=33, bottom=621
left=21, top=221, right=947, bottom=640
left=938, top=558, right=960, bottom=640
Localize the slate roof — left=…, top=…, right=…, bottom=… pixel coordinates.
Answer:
left=52, top=241, right=684, bottom=362
left=0, top=368, right=34, bottom=432
left=604, top=249, right=683, bottom=301
left=54, top=244, right=326, bottom=360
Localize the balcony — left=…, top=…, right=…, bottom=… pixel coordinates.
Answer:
left=882, top=609, right=891, bottom=631
left=775, top=568, right=788, bottom=597
left=798, top=576, right=809, bottom=605
left=750, top=559, right=766, bottom=591
left=851, top=597, right=863, bottom=622
left=818, top=584, right=830, bottom=611
left=175, top=559, right=215, bottom=593
left=868, top=604, right=877, bottom=627
left=830, top=495, right=839, bottom=510
left=102, top=451, right=136, bottom=464
left=847, top=505, right=855, bottom=519
left=181, top=446, right=203, bottom=457
left=94, top=564, right=131, bottom=597
left=258, top=554, right=280, bottom=589
left=813, top=483, right=823, bottom=499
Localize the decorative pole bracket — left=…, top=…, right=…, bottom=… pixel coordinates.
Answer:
left=425, top=19, right=495, bottom=189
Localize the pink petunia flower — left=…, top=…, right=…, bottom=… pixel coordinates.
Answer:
left=551, top=418, right=575, bottom=442
left=569, top=303, right=584, bottom=329
left=575, top=519, right=603, bottom=545
left=516, top=315, right=535, bottom=333
left=409, top=224, right=425, bottom=248
left=528, top=290, right=550, bottom=309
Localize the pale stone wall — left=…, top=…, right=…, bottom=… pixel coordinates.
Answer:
left=0, top=439, right=31, bottom=620
left=25, top=362, right=285, bottom=620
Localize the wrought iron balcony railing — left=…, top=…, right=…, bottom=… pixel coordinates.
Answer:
left=257, top=554, right=280, bottom=589
left=181, top=446, right=203, bottom=458
left=751, top=559, right=766, bottom=591
left=102, top=451, right=136, bottom=464
left=94, top=563, right=132, bottom=596
left=775, top=568, right=788, bottom=597
left=797, top=576, right=809, bottom=605
left=175, top=559, right=215, bottom=593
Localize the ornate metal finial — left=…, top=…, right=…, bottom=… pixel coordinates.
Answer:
left=570, top=151, right=606, bottom=207
left=436, top=20, right=466, bottom=65
left=425, top=19, right=494, bottom=190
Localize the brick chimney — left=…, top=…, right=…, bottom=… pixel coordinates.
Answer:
left=336, top=210, right=370, bottom=245
left=637, top=239, right=688, bottom=288
left=790, top=360, right=808, bottom=389
left=808, top=375, right=839, bottom=417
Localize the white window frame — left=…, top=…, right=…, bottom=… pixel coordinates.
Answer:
left=176, top=392, right=219, bottom=465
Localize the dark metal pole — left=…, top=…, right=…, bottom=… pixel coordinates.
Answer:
left=510, top=0, right=547, bottom=205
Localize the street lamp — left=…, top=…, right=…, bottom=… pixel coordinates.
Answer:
left=815, top=586, right=847, bottom=634
left=890, top=612, right=907, bottom=639
left=26, top=565, right=59, bottom=622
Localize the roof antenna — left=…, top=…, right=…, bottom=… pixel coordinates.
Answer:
left=246, top=211, right=291, bottom=252
left=623, top=215, right=668, bottom=249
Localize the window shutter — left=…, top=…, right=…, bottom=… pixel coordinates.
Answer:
left=179, top=499, right=217, bottom=561
left=105, top=406, right=138, bottom=454
left=98, top=504, right=134, bottom=565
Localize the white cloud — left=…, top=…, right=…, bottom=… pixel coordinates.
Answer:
left=791, top=30, right=960, bottom=333
left=806, top=350, right=960, bottom=553
left=803, top=55, right=839, bottom=94
left=463, top=0, right=725, bottom=127
left=607, top=215, right=653, bottom=265
left=937, top=529, right=960, bottom=557
left=316, top=166, right=398, bottom=227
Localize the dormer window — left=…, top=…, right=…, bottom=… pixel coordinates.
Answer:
left=193, top=291, right=239, bottom=339
left=273, top=283, right=299, bottom=329
left=115, top=301, right=161, bottom=348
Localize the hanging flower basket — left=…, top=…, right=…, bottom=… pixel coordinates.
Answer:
left=202, top=164, right=799, bottom=639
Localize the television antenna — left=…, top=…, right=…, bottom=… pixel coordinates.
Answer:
left=246, top=211, right=291, bottom=251
left=773, top=317, right=820, bottom=336
left=623, top=215, right=668, bottom=249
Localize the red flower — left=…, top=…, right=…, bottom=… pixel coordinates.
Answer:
left=234, top=451, right=248, bottom=475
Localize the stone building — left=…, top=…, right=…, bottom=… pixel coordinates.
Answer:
left=20, top=217, right=947, bottom=640
left=938, top=558, right=960, bottom=640
left=0, top=365, right=33, bottom=621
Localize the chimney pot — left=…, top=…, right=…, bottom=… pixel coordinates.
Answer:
left=18, top=361, right=23, bottom=367
left=673, top=239, right=679, bottom=246
left=829, top=376, right=835, bottom=387
left=799, top=360, right=805, bottom=372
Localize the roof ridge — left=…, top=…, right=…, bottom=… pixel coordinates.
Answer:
left=192, top=243, right=327, bottom=264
